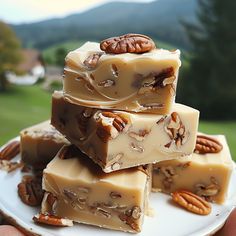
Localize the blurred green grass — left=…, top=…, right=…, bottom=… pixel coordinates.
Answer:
left=0, top=85, right=235, bottom=160
left=0, top=85, right=51, bottom=144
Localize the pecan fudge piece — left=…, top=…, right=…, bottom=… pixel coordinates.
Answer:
left=20, top=120, right=69, bottom=170
left=51, top=91, right=199, bottom=173
left=41, top=145, right=151, bottom=233
left=152, top=134, right=234, bottom=204
left=63, top=34, right=181, bottom=114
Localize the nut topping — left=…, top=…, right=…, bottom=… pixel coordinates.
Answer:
left=100, top=33, right=155, bottom=54
left=33, top=213, right=73, bottom=227
left=83, top=52, right=103, bottom=69
left=0, top=140, right=20, bottom=160
left=96, top=111, right=130, bottom=142
left=194, top=135, right=223, bottom=154
left=18, top=175, right=44, bottom=206
left=172, top=190, right=211, bottom=215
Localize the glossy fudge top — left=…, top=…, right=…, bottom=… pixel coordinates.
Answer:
left=65, top=42, right=181, bottom=68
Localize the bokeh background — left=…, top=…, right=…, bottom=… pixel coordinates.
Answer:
left=0, top=0, right=235, bottom=159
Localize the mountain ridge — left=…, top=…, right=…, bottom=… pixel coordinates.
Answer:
left=12, top=0, right=198, bottom=50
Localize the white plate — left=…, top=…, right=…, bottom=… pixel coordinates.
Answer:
left=0, top=137, right=236, bottom=236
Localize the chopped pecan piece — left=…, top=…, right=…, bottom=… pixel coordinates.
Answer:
left=128, top=129, right=149, bottom=141
left=83, top=52, right=103, bottom=69
left=164, top=112, right=188, bottom=148
left=33, top=213, right=73, bottom=227
left=96, top=111, right=130, bottom=142
left=100, top=33, right=155, bottom=54
left=110, top=191, right=122, bottom=199
left=0, top=140, right=20, bottom=160
left=18, top=175, right=44, bottom=206
left=172, top=190, right=211, bottom=215
left=119, top=212, right=141, bottom=232
left=194, top=135, right=223, bottom=154
left=97, top=79, right=115, bottom=87
left=130, top=142, right=144, bottom=153
left=76, top=108, right=93, bottom=134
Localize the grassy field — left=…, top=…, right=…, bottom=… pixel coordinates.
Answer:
left=0, top=85, right=235, bottom=160
left=0, top=85, right=51, bottom=144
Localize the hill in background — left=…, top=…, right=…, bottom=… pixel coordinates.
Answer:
left=13, top=0, right=198, bottom=50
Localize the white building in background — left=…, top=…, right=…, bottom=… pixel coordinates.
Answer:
left=6, top=49, right=45, bottom=85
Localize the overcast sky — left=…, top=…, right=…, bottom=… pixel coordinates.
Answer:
left=0, top=0, right=154, bottom=24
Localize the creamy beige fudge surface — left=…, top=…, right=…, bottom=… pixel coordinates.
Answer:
left=51, top=91, right=199, bottom=173
left=63, top=42, right=181, bottom=114
left=152, top=135, right=234, bottom=204
left=42, top=145, right=151, bottom=233
left=20, top=120, right=69, bottom=169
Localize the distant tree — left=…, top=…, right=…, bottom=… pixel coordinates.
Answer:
left=179, top=0, right=236, bottom=119
left=0, top=21, right=22, bottom=91
left=55, top=47, right=67, bottom=67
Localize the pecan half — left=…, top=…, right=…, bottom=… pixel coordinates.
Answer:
left=194, top=135, right=223, bottom=154
left=58, top=145, right=78, bottom=159
left=33, top=213, right=73, bottom=227
left=83, top=52, right=103, bottom=69
left=100, top=33, right=155, bottom=54
left=17, top=175, right=44, bottom=206
left=96, top=112, right=130, bottom=142
left=0, top=140, right=20, bottom=160
left=172, top=190, right=211, bottom=215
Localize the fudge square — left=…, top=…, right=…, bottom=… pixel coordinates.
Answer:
left=63, top=40, right=181, bottom=114
left=20, top=120, right=69, bottom=170
left=41, top=145, right=151, bottom=233
left=51, top=91, right=199, bottom=173
left=152, top=135, right=234, bottom=204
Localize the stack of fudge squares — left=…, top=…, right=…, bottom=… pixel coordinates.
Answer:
left=20, top=34, right=234, bottom=233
